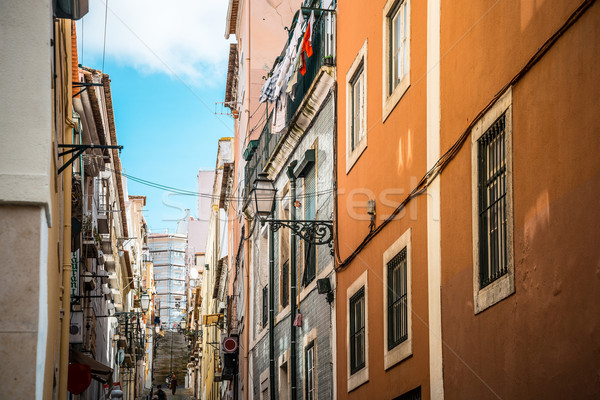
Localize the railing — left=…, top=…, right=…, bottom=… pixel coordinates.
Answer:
left=243, top=7, right=335, bottom=200
left=286, top=8, right=333, bottom=123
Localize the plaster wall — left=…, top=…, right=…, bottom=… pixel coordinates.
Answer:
left=335, top=0, right=432, bottom=398
left=439, top=1, right=600, bottom=398
left=0, top=0, right=53, bottom=215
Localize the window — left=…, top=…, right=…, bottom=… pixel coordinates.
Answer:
left=305, top=342, right=315, bottom=400
left=279, top=359, right=289, bottom=400
left=387, top=248, right=407, bottom=350
left=349, top=287, right=365, bottom=374
left=346, top=270, right=368, bottom=392
left=262, top=285, right=268, bottom=328
left=477, top=115, right=508, bottom=288
left=303, top=164, right=317, bottom=286
left=471, top=88, right=514, bottom=314
left=393, top=386, right=421, bottom=400
left=383, top=228, right=412, bottom=369
left=281, top=260, right=289, bottom=308
left=382, top=0, right=410, bottom=120
left=350, top=66, right=365, bottom=152
left=280, top=187, right=290, bottom=309
left=346, top=40, right=368, bottom=173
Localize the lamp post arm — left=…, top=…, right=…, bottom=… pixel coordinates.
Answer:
left=265, top=219, right=333, bottom=246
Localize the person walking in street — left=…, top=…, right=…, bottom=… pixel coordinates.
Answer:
left=170, top=373, right=178, bottom=395
left=155, top=384, right=167, bottom=400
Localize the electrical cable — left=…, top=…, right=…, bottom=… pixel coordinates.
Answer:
left=102, top=166, right=334, bottom=201
left=334, top=0, right=596, bottom=272
left=101, top=0, right=108, bottom=72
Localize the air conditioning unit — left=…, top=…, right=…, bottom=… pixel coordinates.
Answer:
left=69, top=311, right=84, bottom=344
left=53, top=0, right=89, bottom=20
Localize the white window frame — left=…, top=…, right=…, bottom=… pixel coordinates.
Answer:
left=382, top=0, right=411, bottom=121
left=278, top=349, right=290, bottom=400
left=471, top=87, right=515, bottom=314
left=260, top=368, right=269, bottom=400
left=279, top=184, right=291, bottom=313
left=303, top=328, right=318, bottom=400
left=382, top=227, right=412, bottom=369
left=346, top=39, right=368, bottom=174
left=346, top=270, right=369, bottom=392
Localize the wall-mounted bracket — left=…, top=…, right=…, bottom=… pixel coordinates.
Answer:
left=57, top=144, right=123, bottom=175
left=72, top=82, right=103, bottom=98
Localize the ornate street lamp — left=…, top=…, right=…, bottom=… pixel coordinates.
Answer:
left=247, top=168, right=333, bottom=400
left=250, top=172, right=333, bottom=245
left=251, top=172, right=277, bottom=220
left=140, top=293, right=150, bottom=313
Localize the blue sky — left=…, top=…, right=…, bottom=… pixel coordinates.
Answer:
left=76, top=0, right=233, bottom=232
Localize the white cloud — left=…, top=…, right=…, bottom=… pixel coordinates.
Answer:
left=76, top=0, right=230, bottom=86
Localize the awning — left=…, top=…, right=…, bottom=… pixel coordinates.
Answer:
left=70, top=350, right=113, bottom=384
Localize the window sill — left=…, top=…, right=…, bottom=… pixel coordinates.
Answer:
left=346, top=138, right=367, bottom=175
left=347, top=365, right=369, bottom=392
left=382, top=76, right=410, bottom=123
left=474, top=272, right=515, bottom=314
left=384, top=338, right=412, bottom=370
left=275, top=305, right=290, bottom=324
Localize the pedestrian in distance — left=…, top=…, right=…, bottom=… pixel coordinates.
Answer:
left=155, top=384, right=167, bottom=400
left=170, top=373, right=178, bottom=395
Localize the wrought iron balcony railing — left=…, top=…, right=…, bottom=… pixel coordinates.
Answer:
left=244, top=6, right=335, bottom=201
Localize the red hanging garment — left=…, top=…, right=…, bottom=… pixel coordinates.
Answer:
left=299, top=12, right=315, bottom=75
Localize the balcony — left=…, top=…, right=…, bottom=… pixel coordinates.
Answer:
left=244, top=5, right=335, bottom=201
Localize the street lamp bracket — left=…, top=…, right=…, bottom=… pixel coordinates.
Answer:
left=267, top=219, right=334, bottom=247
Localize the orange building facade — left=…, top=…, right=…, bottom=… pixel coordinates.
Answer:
left=335, top=0, right=433, bottom=398
left=336, top=0, right=600, bottom=399
left=439, top=0, right=600, bottom=399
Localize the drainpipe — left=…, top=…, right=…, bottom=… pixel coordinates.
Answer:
left=287, top=161, right=298, bottom=400
left=244, top=220, right=250, bottom=400
left=268, top=215, right=275, bottom=400
left=58, top=62, right=73, bottom=400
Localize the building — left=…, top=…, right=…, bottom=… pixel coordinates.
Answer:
left=222, top=0, right=339, bottom=399
left=149, top=233, right=188, bottom=331
left=438, top=0, right=600, bottom=398
left=199, top=138, right=234, bottom=400
left=0, top=4, right=81, bottom=399
left=334, top=0, right=431, bottom=397
left=223, top=1, right=309, bottom=399
left=335, top=0, right=600, bottom=399
left=0, top=2, right=153, bottom=398
left=186, top=170, right=215, bottom=397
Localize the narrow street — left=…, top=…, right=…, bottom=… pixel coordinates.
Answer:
left=1, top=1, right=600, bottom=399
left=164, top=387, right=194, bottom=400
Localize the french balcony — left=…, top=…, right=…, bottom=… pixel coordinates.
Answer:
left=243, top=4, right=335, bottom=202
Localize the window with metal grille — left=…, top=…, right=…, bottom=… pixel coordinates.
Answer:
left=393, top=386, right=421, bottom=400
left=303, top=164, right=317, bottom=286
left=350, top=287, right=366, bottom=374
left=305, top=341, right=315, bottom=400
left=477, top=113, right=508, bottom=288
left=262, top=285, right=268, bottom=328
left=281, top=260, right=289, bottom=308
left=387, top=247, right=408, bottom=350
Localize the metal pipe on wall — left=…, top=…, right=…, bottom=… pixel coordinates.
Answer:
left=269, top=218, right=275, bottom=400
left=287, top=162, right=298, bottom=400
